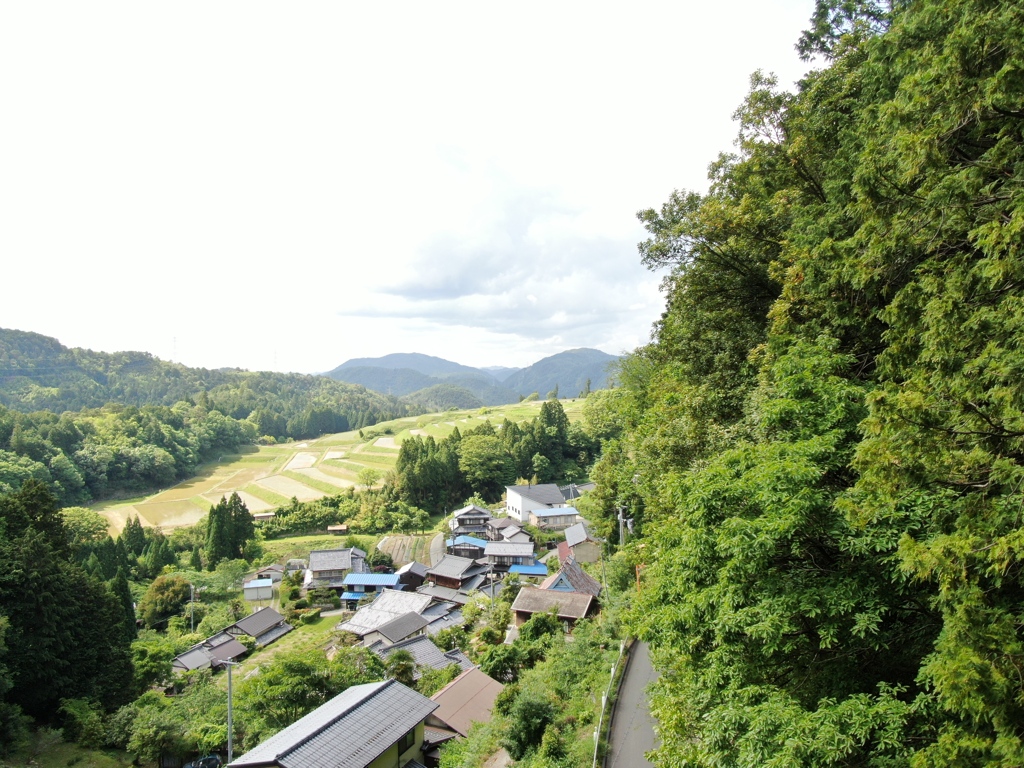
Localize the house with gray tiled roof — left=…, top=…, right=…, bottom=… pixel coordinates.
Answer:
left=540, top=557, right=602, bottom=598
left=308, top=547, right=367, bottom=591
left=427, top=555, right=488, bottom=590
left=448, top=504, right=491, bottom=535
left=227, top=607, right=293, bottom=647
left=505, top=483, right=566, bottom=524
left=484, top=541, right=536, bottom=571
left=227, top=679, right=437, bottom=768
left=528, top=506, right=579, bottom=531
left=373, top=635, right=474, bottom=681
left=563, top=522, right=601, bottom=563
left=336, top=589, right=434, bottom=638
left=361, top=611, right=430, bottom=648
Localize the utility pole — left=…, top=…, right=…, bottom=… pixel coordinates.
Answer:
left=617, top=506, right=626, bottom=547
left=224, top=660, right=240, bottom=763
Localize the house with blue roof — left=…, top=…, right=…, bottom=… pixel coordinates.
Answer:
left=340, top=572, right=401, bottom=608
left=528, top=505, right=579, bottom=530
left=446, top=535, right=488, bottom=559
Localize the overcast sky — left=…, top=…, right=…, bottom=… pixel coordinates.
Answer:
left=1, top=1, right=814, bottom=374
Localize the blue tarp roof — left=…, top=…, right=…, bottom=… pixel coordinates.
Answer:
left=510, top=565, right=549, bottom=576
left=342, top=573, right=400, bottom=586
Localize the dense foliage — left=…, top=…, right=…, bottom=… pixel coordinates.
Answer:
left=0, top=327, right=414, bottom=440
left=590, top=0, right=1024, bottom=764
left=0, top=483, right=134, bottom=753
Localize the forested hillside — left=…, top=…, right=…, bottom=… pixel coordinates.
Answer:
left=0, top=328, right=413, bottom=438
left=580, top=0, right=1024, bottom=764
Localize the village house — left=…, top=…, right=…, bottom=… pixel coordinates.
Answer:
left=426, top=554, right=488, bottom=590
left=484, top=541, right=536, bottom=571
left=226, top=607, right=293, bottom=647
left=396, top=561, right=429, bottom=590
left=227, top=679, right=437, bottom=768
left=337, top=589, right=434, bottom=640
left=307, top=547, right=367, bottom=591
left=448, top=504, right=491, bottom=535
left=505, top=483, right=566, bottom=524
left=340, top=573, right=401, bottom=609
left=374, top=634, right=474, bottom=680
left=510, top=586, right=595, bottom=631
left=446, top=535, right=488, bottom=560
left=528, top=506, right=579, bottom=531
left=563, top=522, right=601, bottom=563
left=243, top=578, right=273, bottom=601
left=426, top=668, right=504, bottom=738
left=485, top=516, right=518, bottom=541
left=361, top=611, right=429, bottom=648
left=541, top=557, right=602, bottom=598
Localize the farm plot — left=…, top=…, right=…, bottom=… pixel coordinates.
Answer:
left=255, top=474, right=326, bottom=501
left=284, top=452, right=319, bottom=471
left=377, top=534, right=437, bottom=566
left=293, top=467, right=354, bottom=489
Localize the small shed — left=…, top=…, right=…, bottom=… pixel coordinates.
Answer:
left=243, top=578, right=273, bottom=601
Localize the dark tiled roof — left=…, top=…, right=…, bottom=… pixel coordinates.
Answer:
left=207, top=639, right=248, bottom=664
left=376, top=635, right=474, bottom=679
left=396, top=561, right=429, bottom=578
left=484, top=541, right=534, bottom=557
left=540, top=558, right=602, bottom=597
left=427, top=555, right=478, bottom=580
left=234, top=607, right=287, bottom=638
left=506, top=483, right=565, bottom=505
left=229, top=680, right=437, bottom=768
left=376, top=612, right=430, bottom=643
left=564, top=522, right=594, bottom=548
left=416, top=585, right=471, bottom=606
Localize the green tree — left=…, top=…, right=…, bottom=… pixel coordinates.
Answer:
left=384, top=649, right=416, bottom=688
left=138, top=574, right=192, bottom=628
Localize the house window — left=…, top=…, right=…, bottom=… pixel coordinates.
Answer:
left=397, top=726, right=416, bottom=754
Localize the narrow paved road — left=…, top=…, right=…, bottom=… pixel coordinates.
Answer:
left=606, top=642, right=659, bottom=768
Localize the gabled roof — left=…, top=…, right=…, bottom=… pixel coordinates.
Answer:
left=429, top=668, right=503, bottom=737
left=452, top=504, right=491, bottom=519
left=447, top=535, right=488, bottom=548
left=244, top=578, right=273, bottom=589
left=228, top=679, right=437, bottom=768
left=375, top=635, right=474, bottom=679
left=233, top=607, right=287, bottom=638
left=484, top=541, right=535, bottom=557
left=486, top=517, right=517, bottom=531
left=428, top=554, right=480, bottom=580
left=309, top=548, right=366, bottom=573
left=531, top=506, right=579, bottom=518
left=336, top=589, right=433, bottom=636
left=417, top=584, right=471, bottom=605
left=257, top=564, right=285, bottom=574
left=556, top=540, right=572, bottom=564
left=564, top=522, right=597, bottom=548
left=511, top=586, right=593, bottom=620
left=343, top=573, right=400, bottom=587
left=506, top=483, right=565, bottom=506
left=374, top=612, right=430, bottom=643
left=560, top=482, right=596, bottom=501
left=396, top=561, right=429, bottom=578
left=540, top=559, right=602, bottom=597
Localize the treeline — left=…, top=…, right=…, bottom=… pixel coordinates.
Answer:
left=0, top=401, right=255, bottom=505
left=393, top=400, right=600, bottom=512
left=0, top=328, right=416, bottom=441
left=583, top=0, right=1024, bottom=765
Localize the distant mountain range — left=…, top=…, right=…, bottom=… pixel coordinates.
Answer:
left=324, top=348, right=620, bottom=407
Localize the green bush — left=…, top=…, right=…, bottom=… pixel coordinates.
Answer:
left=293, top=598, right=309, bottom=609
left=300, top=608, right=321, bottom=624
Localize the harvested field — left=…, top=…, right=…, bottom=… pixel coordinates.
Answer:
left=324, top=450, right=346, bottom=460
left=377, top=534, right=435, bottom=566
left=293, top=467, right=355, bottom=488
left=409, top=429, right=427, bottom=436
left=285, top=452, right=319, bottom=470
left=374, top=437, right=397, bottom=448
left=128, top=499, right=207, bottom=529
left=209, top=490, right=273, bottom=512
left=255, top=475, right=325, bottom=501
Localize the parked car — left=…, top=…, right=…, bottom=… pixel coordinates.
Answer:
left=183, top=757, right=221, bottom=768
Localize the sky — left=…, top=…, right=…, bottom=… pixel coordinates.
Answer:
left=0, top=1, right=815, bottom=374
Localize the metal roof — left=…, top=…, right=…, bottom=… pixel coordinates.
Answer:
left=484, top=541, right=535, bottom=556
left=244, top=578, right=273, bottom=589
left=506, top=484, right=565, bottom=506
left=510, top=564, right=549, bottom=577
left=308, top=548, right=366, bottom=573
left=336, top=590, right=433, bottom=636
left=233, top=608, right=287, bottom=638
left=343, top=573, right=400, bottom=587
left=511, top=586, right=593, bottom=620
left=429, top=668, right=504, bottom=737
left=447, top=535, right=488, bottom=548
left=531, top=506, right=579, bottom=518
left=564, top=522, right=596, bottom=548
left=229, top=680, right=437, bottom=768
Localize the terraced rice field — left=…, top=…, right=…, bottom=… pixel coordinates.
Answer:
left=92, top=400, right=585, bottom=534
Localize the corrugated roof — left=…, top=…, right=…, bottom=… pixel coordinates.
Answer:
left=309, top=548, right=366, bottom=573
left=510, top=564, right=549, bottom=577
left=429, top=668, right=504, bottom=737
left=447, top=535, right=488, bottom=548
left=229, top=680, right=437, bottom=768
left=375, top=612, right=430, bottom=643
left=564, top=522, right=592, bottom=548
left=343, top=573, right=400, bottom=587
left=244, top=578, right=273, bottom=588
left=531, top=506, right=579, bottom=518
left=511, top=586, right=593, bottom=620
left=234, top=607, right=287, bottom=638
left=506, top=484, right=565, bottom=506
left=484, top=541, right=535, bottom=556
left=337, top=589, right=433, bottom=636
